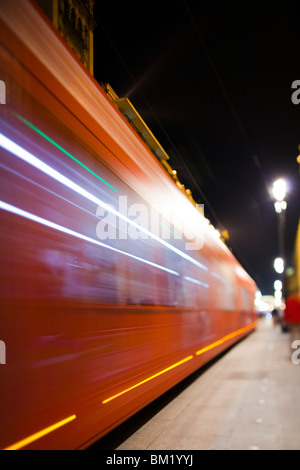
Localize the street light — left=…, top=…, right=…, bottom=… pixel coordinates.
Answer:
left=274, top=200, right=287, bottom=213
left=272, top=179, right=287, bottom=213
left=272, top=178, right=286, bottom=202
left=274, top=257, right=284, bottom=274
left=272, top=178, right=287, bottom=298
left=272, top=178, right=287, bottom=260
left=274, top=279, right=282, bottom=291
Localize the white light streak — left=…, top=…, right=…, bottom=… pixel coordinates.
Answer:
left=184, top=276, right=209, bottom=288
left=0, top=200, right=180, bottom=276
left=0, top=133, right=207, bottom=271
left=211, top=271, right=228, bottom=283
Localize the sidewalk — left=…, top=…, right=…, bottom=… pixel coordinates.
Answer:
left=117, top=318, right=300, bottom=450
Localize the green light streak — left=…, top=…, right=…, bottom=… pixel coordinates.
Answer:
left=160, top=222, right=182, bottom=240
left=16, top=114, right=118, bottom=192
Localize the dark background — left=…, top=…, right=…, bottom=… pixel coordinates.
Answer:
left=93, top=0, right=300, bottom=295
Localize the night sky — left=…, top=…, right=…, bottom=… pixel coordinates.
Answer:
left=93, top=1, right=300, bottom=295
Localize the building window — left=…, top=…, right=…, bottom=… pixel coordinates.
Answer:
left=64, top=0, right=69, bottom=19
left=78, top=17, right=83, bottom=38
left=70, top=8, right=76, bottom=26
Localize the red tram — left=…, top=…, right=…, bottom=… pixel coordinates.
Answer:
left=0, top=0, right=257, bottom=449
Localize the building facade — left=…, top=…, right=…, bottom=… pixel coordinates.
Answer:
left=36, top=0, right=96, bottom=75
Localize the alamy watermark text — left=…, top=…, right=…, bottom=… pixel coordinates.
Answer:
left=0, top=80, right=6, bottom=104
left=0, top=340, right=6, bottom=364
left=96, top=196, right=205, bottom=251
left=291, top=80, right=300, bottom=104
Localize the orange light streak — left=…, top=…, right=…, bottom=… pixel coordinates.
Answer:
left=4, top=414, right=76, bottom=450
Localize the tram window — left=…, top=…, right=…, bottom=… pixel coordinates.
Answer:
left=241, top=287, right=251, bottom=311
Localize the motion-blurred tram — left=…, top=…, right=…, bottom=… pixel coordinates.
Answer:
left=0, top=0, right=257, bottom=450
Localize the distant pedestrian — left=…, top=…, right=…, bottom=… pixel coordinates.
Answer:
left=272, top=308, right=279, bottom=325
left=284, top=292, right=300, bottom=351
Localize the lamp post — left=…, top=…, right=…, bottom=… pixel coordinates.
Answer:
left=274, top=279, right=283, bottom=309
left=272, top=179, right=287, bottom=297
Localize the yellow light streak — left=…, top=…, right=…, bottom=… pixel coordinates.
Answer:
left=196, top=338, right=225, bottom=355
left=3, top=322, right=257, bottom=448
left=102, top=355, right=194, bottom=404
left=102, top=322, right=257, bottom=404
left=4, top=414, right=76, bottom=450
left=196, top=321, right=257, bottom=356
